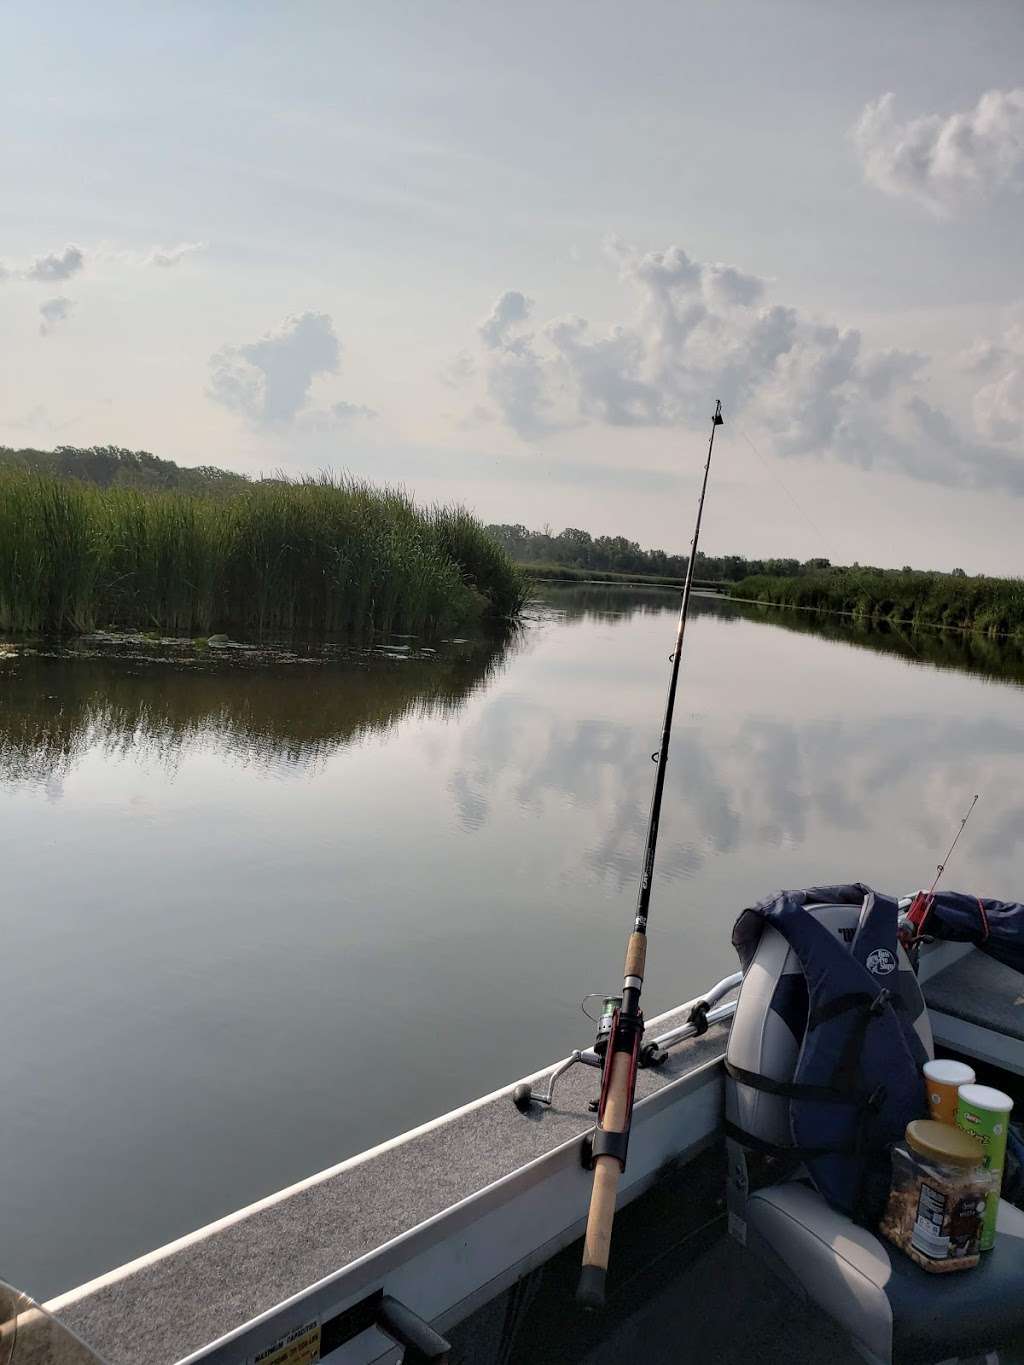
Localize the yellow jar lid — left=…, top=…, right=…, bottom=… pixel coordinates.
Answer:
left=906, top=1118, right=985, bottom=1167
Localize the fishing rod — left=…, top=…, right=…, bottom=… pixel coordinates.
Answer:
left=576, top=400, right=724, bottom=1310
left=900, top=794, right=979, bottom=947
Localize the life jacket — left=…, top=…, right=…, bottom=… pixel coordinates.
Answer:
left=903, top=889, right=1024, bottom=975
left=727, top=885, right=928, bottom=1221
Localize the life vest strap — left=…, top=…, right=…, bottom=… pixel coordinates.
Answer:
left=723, top=1119, right=860, bottom=1159
left=807, top=985, right=904, bottom=1031
left=724, top=1060, right=863, bottom=1104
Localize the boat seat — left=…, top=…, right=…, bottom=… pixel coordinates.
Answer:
left=746, top=1179, right=1024, bottom=1365
left=725, top=896, right=1024, bottom=1364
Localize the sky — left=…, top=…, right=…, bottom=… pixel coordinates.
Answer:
left=3, top=0, right=1023, bottom=573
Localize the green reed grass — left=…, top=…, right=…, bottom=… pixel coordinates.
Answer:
left=731, top=567, right=1024, bottom=642
left=0, top=470, right=525, bottom=639
left=429, top=504, right=529, bottom=619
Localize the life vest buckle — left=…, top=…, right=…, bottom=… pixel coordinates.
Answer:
left=868, top=988, right=892, bottom=1016
left=866, top=1083, right=888, bottom=1113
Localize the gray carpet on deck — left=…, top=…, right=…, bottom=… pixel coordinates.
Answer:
left=924, top=950, right=1024, bottom=1040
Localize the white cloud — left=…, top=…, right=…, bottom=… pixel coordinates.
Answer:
left=756, top=323, right=862, bottom=454
left=145, top=241, right=206, bottom=268
left=207, top=311, right=371, bottom=428
left=27, top=244, right=85, bottom=282
left=439, top=350, right=476, bottom=388
left=330, top=400, right=376, bottom=422
left=959, top=318, right=1024, bottom=444
left=469, top=237, right=1024, bottom=497
left=858, top=348, right=928, bottom=399
left=544, top=316, right=664, bottom=426
left=208, top=312, right=340, bottom=424
left=701, top=262, right=765, bottom=309
left=484, top=343, right=556, bottom=439
left=957, top=339, right=1008, bottom=376
left=476, top=242, right=887, bottom=450
left=298, top=399, right=378, bottom=432
left=475, top=291, right=561, bottom=437
left=612, top=241, right=706, bottom=386
left=853, top=89, right=1024, bottom=214
left=975, top=368, right=1024, bottom=444
left=454, top=403, right=495, bottom=431
left=479, top=290, right=533, bottom=351
left=39, top=297, right=74, bottom=336
left=909, top=396, right=1024, bottom=495
left=2, top=240, right=203, bottom=284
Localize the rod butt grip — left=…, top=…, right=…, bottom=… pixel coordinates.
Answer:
left=576, top=1264, right=606, bottom=1311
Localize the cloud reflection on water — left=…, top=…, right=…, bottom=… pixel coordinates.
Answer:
left=2, top=591, right=1023, bottom=894
left=441, top=593, right=1024, bottom=896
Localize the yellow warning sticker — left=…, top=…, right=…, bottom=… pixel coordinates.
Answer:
left=253, top=1320, right=321, bottom=1365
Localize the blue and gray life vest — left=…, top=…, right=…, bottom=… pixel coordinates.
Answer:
left=914, top=891, right=1024, bottom=975
left=728, top=885, right=928, bottom=1219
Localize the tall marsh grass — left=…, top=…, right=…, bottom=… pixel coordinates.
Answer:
left=0, top=470, right=525, bottom=638
left=731, top=567, right=1024, bottom=642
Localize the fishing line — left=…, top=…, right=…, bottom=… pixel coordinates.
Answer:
left=734, top=422, right=833, bottom=553
left=928, top=793, right=981, bottom=897
left=901, top=794, right=981, bottom=951
left=733, top=421, right=932, bottom=667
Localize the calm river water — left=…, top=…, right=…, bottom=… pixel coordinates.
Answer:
left=3, top=586, right=1024, bottom=1299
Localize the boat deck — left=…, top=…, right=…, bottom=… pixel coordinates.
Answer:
left=49, top=998, right=732, bottom=1364
left=924, top=949, right=1024, bottom=1042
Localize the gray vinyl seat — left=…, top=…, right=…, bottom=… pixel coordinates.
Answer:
left=725, top=899, right=1024, bottom=1365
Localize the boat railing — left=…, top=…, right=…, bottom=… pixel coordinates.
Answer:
left=512, top=971, right=742, bottom=1111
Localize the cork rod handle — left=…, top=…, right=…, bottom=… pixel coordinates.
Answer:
left=577, top=1046, right=632, bottom=1308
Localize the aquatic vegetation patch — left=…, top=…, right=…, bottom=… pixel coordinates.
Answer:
left=0, top=470, right=525, bottom=639
left=731, top=568, right=1024, bottom=642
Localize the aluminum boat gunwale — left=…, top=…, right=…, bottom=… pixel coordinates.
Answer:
left=48, top=982, right=742, bottom=1365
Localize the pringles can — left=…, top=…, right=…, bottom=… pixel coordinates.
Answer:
left=923, top=1059, right=975, bottom=1124
left=956, top=1083, right=1014, bottom=1250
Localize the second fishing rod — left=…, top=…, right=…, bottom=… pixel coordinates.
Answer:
left=577, top=399, right=724, bottom=1310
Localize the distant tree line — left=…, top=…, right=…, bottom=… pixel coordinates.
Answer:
left=484, top=523, right=831, bottom=582
left=0, top=445, right=250, bottom=494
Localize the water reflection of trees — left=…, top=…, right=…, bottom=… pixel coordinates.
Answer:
left=535, top=584, right=1024, bottom=689
left=530, top=583, right=683, bottom=623
left=725, top=600, right=1024, bottom=688
left=0, top=639, right=510, bottom=783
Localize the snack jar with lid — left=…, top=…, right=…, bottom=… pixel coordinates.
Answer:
left=879, top=1119, right=994, bottom=1272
